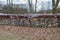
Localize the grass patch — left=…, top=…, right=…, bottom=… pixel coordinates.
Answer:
left=0, top=34, right=17, bottom=40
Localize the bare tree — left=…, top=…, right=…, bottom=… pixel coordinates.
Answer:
left=7, top=0, right=13, bottom=7
left=35, top=0, right=37, bottom=13
left=52, top=0, right=59, bottom=14
left=7, top=0, right=13, bottom=14
left=0, top=1, right=2, bottom=8
left=27, top=0, right=33, bottom=13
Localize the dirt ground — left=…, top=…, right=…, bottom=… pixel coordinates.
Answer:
left=0, top=25, right=60, bottom=40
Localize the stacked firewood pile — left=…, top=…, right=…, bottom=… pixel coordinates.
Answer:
left=0, top=17, right=59, bottom=27
left=0, top=14, right=60, bottom=27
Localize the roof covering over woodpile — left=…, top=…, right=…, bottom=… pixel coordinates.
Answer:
left=0, top=13, right=60, bottom=19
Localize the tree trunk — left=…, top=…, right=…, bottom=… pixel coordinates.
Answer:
left=35, top=0, right=37, bottom=13
left=28, top=0, right=33, bottom=13
left=52, top=0, right=59, bottom=14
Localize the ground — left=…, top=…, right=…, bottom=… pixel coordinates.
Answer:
left=0, top=25, right=60, bottom=40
